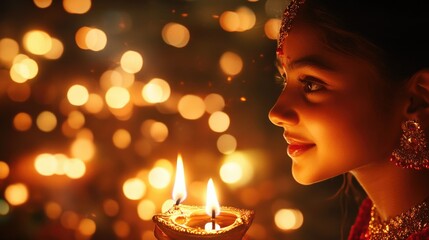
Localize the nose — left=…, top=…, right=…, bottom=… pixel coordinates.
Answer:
left=268, top=90, right=299, bottom=127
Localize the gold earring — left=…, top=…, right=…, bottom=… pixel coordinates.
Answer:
left=390, top=119, right=429, bottom=170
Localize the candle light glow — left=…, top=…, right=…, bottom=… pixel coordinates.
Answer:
left=172, top=154, right=186, bottom=205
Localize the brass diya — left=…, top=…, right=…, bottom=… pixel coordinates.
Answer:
left=153, top=204, right=254, bottom=240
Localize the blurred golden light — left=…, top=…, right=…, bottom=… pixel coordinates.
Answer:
left=13, top=112, right=32, bottom=131
left=220, top=162, right=242, bottom=184
left=219, top=11, right=240, bottom=32
left=220, top=152, right=254, bottom=187
left=84, top=93, right=104, bottom=114
left=63, top=0, right=91, bottom=14
left=67, top=84, right=89, bottom=106
left=7, top=82, right=31, bottom=102
left=103, top=199, right=119, bottom=217
left=10, top=56, right=38, bottom=83
left=0, top=38, right=19, bottom=66
left=120, top=50, right=143, bottom=74
left=61, top=211, right=80, bottom=229
left=34, top=153, right=57, bottom=176
left=204, top=93, right=225, bottom=113
left=123, top=178, right=146, bottom=200
left=71, top=138, right=95, bottom=161
left=219, top=51, right=243, bottom=76
left=105, top=86, right=130, bottom=109
left=264, top=18, right=281, bottom=40
left=217, top=134, right=237, bottom=154
left=208, top=111, right=230, bottom=133
left=178, top=94, right=205, bottom=120
left=36, top=111, right=57, bottom=132
left=75, top=26, right=92, bottom=50
left=67, top=110, right=85, bottom=129
left=100, top=68, right=135, bottom=90
left=113, top=220, right=130, bottom=238
left=172, top=154, right=187, bottom=204
left=78, top=218, right=96, bottom=236
left=0, top=200, right=10, bottom=215
left=53, top=154, right=68, bottom=175
left=33, top=0, right=52, bottom=8
left=142, top=78, right=171, bottom=103
left=148, top=166, right=171, bottom=189
left=112, top=129, right=131, bottom=149
left=44, top=38, right=64, bottom=59
left=137, top=199, right=156, bottom=221
left=161, top=23, right=190, bottom=48
left=64, top=158, right=86, bottom=179
left=274, top=209, right=304, bottom=231
left=45, top=201, right=62, bottom=219
left=161, top=199, right=175, bottom=213
left=23, top=30, right=52, bottom=55
left=154, top=159, right=174, bottom=172
left=0, top=161, right=10, bottom=179
left=4, top=183, right=29, bottom=206
left=149, top=121, right=168, bottom=142
left=236, top=6, right=256, bottom=31
left=86, top=28, right=107, bottom=51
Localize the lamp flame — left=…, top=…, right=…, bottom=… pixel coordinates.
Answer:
left=172, top=154, right=186, bottom=204
left=205, top=178, right=220, bottom=218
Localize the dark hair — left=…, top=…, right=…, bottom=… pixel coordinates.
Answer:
left=295, top=0, right=429, bottom=82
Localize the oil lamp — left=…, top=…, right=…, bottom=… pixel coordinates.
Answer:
left=152, top=154, right=254, bottom=240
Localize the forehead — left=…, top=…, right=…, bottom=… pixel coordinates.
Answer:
left=280, top=21, right=327, bottom=65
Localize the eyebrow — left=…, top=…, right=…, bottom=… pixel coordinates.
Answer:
left=285, top=55, right=335, bottom=71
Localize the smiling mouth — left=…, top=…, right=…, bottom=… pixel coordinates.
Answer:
left=287, top=143, right=315, bottom=157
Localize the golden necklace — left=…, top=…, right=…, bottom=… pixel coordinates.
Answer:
left=368, top=197, right=429, bottom=239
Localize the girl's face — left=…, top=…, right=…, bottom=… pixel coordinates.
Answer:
left=269, top=20, right=405, bottom=185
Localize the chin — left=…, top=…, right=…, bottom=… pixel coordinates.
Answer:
left=291, top=167, right=333, bottom=185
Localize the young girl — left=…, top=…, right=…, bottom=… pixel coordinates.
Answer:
left=269, top=0, right=429, bottom=239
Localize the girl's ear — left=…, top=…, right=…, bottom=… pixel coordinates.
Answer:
left=405, top=69, right=429, bottom=117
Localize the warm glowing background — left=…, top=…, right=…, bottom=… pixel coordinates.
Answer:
left=0, top=0, right=354, bottom=239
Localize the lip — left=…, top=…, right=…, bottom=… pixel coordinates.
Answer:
left=284, top=135, right=315, bottom=157
left=287, top=143, right=315, bottom=157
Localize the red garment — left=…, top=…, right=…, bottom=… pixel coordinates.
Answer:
left=348, top=198, right=429, bottom=240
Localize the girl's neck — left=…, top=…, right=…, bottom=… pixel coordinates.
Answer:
left=351, top=162, right=429, bottom=221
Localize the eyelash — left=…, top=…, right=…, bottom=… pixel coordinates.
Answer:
left=298, top=76, right=325, bottom=93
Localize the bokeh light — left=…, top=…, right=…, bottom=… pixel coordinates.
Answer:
left=0, top=161, right=10, bottom=179
left=23, top=30, right=52, bottom=55
left=63, top=0, right=92, bottom=14
left=0, top=38, right=19, bottom=66
left=274, top=208, right=304, bottom=231
left=137, top=199, right=156, bottom=221
left=162, top=23, right=190, bottom=48
left=123, top=178, right=146, bottom=200
left=219, top=51, right=243, bottom=76
left=4, top=183, right=29, bottom=206
left=208, top=111, right=230, bottom=133
left=36, top=111, right=57, bottom=132
left=33, top=0, right=52, bottom=8
left=13, top=112, right=32, bottom=131
left=67, top=84, right=89, bottom=106
left=177, top=94, right=205, bottom=120
left=120, top=50, right=143, bottom=74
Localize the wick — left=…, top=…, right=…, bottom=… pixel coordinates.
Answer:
left=175, top=198, right=181, bottom=206
left=211, top=209, right=216, bottom=230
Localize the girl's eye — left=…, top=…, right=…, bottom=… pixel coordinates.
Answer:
left=299, top=76, right=325, bottom=93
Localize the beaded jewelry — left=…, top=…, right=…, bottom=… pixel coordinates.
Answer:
left=277, top=0, right=306, bottom=56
